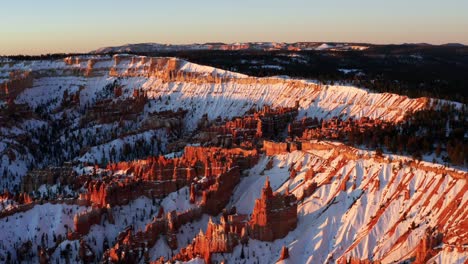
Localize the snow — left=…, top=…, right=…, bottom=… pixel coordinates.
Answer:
left=338, top=68, right=362, bottom=74
left=180, top=258, right=205, bottom=264
left=230, top=152, right=304, bottom=214
left=16, top=77, right=84, bottom=110
left=51, top=240, right=80, bottom=263
left=149, top=238, right=172, bottom=261
left=79, top=196, right=161, bottom=259
left=175, top=215, right=210, bottom=250
left=429, top=248, right=467, bottom=264
left=148, top=214, right=211, bottom=261
left=315, top=43, right=334, bottom=50
left=161, top=187, right=196, bottom=213
left=224, top=143, right=468, bottom=263
left=179, top=60, right=247, bottom=78
left=139, top=78, right=425, bottom=130
left=72, top=188, right=193, bottom=261
left=77, top=130, right=168, bottom=164
left=0, top=203, right=88, bottom=261
left=0, top=197, right=18, bottom=211
left=260, top=65, right=284, bottom=70
left=110, top=196, right=161, bottom=231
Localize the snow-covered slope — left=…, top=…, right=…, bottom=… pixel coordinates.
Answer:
left=221, top=141, right=467, bottom=264
left=0, top=203, right=89, bottom=260
left=1, top=141, right=465, bottom=263
left=1, top=54, right=428, bottom=126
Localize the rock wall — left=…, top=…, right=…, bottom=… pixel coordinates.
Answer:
left=0, top=191, right=32, bottom=206
left=141, top=109, right=187, bottom=134
left=21, top=166, right=76, bottom=193
left=174, top=216, right=241, bottom=264
left=197, top=105, right=298, bottom=148
left=109, top=146, right=258, bottom=181
left=172, top=178, right=298, bottom=264
left=263, top=141, right=289, bottom=155
left=81, top=146, right=258, bottom=207
left=63, top=55, right=323, bottom=92
left=249, top=177, right=298, bottom=241
left=73, top=206, right=112, bottom=236
left=80, top=89, right=147, bottom=124
left=0, top=71, right=33, bottom=100
left=105, top=207, right=204, bottom=263
left=200, top=167, right=241, bottom=215
left=277, top=246, right=290, bottom=262
left=79, top=180, right=166, bottom=207
left=73, top=210, right=99, bottom=236
left=413, top=230, right=442, bottom=264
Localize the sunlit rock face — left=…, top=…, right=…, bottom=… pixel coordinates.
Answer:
left=249, top=177, right=298, bottom=241
left=278, top=246, right=290, bottom=262
left=0, top=71, right=33, bottom=100
left=77, top=146, right=259, bottom=207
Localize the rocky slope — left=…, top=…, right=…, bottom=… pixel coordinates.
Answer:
left=223, top=141, right=467, bottom=263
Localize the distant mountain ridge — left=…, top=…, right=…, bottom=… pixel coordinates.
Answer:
left=91, top=42, right=372, bottom=54
left=92, top=42, right=467, bottom=54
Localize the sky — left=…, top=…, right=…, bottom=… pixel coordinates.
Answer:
left=1, top=0, right=467, bottom=55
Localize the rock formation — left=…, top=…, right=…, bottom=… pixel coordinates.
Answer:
left=277, top=246, right=290, bottom=262
left=105, top=207, right=204, bottom=263
left=101, top=146, right=259, bottom=262
left=173, top=214, right=248, bottom=264
left=197, top=105, right=298, bottom=148
left=0, top=53, right=463, bottom=263
left=413, top=228, right=444, bottom=264
left=200, top=167, right=241, bottom=215
left=73, top=207, right=101, bottom=236
left=0, top=71, right=33, bottom=100
left=249, top=177, right=298, bottom=241
left=170, top=177, right=298, bottom=263
left=80, top=88, right=148, bottom=124
left=79, top=146, right=257, bottom=207
left=21, top=165, right=76, bottom=193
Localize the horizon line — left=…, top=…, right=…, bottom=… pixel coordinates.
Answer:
left=2, top=40, right=467, bottom=57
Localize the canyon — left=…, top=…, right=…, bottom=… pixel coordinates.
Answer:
left=0, top=54, right=466, bottom=263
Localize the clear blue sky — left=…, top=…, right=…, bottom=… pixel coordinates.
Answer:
left=1, top=0, right=467, bottom=55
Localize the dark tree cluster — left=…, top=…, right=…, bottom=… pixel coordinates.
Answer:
left=300, top=106, right=467, bottom=166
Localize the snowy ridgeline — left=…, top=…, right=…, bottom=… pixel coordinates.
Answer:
left=13, top=63, right=430, bottom=128
left=3, top=54, right=432, bottom=127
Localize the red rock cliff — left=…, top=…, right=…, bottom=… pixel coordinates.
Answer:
left=249, top=177, right=298, bottom=241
